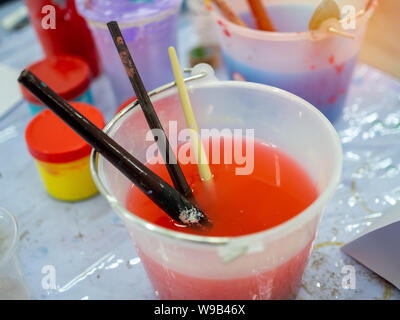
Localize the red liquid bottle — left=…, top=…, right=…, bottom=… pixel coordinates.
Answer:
left=25, top=0, right=101, bottom=78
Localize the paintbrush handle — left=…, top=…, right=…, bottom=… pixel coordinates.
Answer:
left=107, top=21, right=193, bottom=198
left=211, top=0, right=247, bottom=27
left=247, top=0, right=276, bottom=31
left=168, top=47, right=213, bottom=182
left=18, top=69, right=211, bottom=229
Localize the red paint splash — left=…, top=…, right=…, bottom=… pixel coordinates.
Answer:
left=116, top=36, right=124, bottom=46
left=329, top=95, right=337, bottom=104
left=224, top=29, right=231, bottom=37
left=329, top=55, right=335, bottom=64
left=335, top=63, right=344, bottom=74
left=310, top=65, right=316, bottom=70
left=217, top=19, right=225, bottom=27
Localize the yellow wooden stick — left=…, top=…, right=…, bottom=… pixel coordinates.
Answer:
left=168, top=46, right=213, bottom=181
left=328, top=27, right=355, bottom=39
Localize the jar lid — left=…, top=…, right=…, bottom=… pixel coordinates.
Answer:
left=25, top=102, right=105, bottom=163
left=21, top=56, right=91, bottom=105
left=76, top=0, right=182, bottom=25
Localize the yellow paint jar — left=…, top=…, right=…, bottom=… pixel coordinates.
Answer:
left=25, top=102, right=105, bottom=201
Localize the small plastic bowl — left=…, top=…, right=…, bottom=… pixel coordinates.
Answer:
left=25, top=102, right=105, bottom=201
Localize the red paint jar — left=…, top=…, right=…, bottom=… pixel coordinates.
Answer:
left=20, top=55, right=93, bottom=115
left=25, top=0, right=101, bottom=78
left=25, top=102, right=105, bottom=201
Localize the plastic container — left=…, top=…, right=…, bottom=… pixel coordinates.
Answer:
left=25, top=102, right=105, bottom=201
left=0, top=207, right=30, bottom=300
left=76, top=0, right=183, bottom=105
left=91, top=65, right=343, bottom=300
left=21, top=56, right=93, bottom=115
left=209, top=0, right=377, bottom=122
left=116, top=96, right=137, bottom=115
left=25, top=0, right=101, bottom=78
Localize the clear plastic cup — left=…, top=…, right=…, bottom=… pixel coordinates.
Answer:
left=76, top=0, right=183, bottom=105
left=209, top=0, right=377, bottom=122
left=0, top=207, right=30, bottom=300
left=90, top=65, right=342, bottom=299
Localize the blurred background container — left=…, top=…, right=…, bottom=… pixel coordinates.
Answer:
left=76, top=0, right=183, bottom=105
left=25, top=0, right=101, bottom=78
left=20, top=55, right=93, bottom=115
